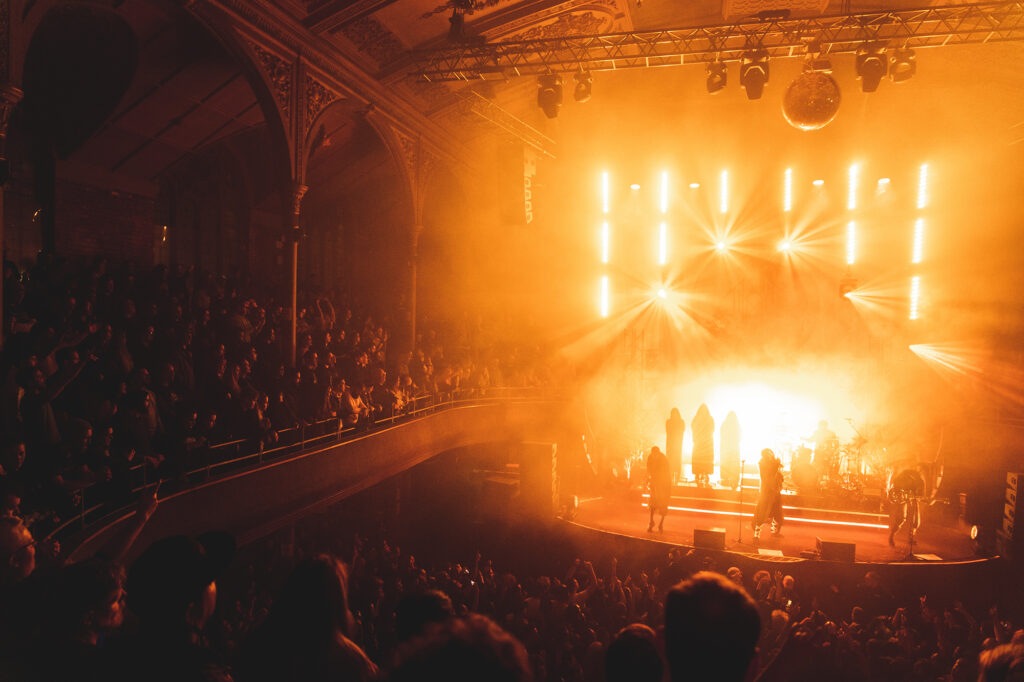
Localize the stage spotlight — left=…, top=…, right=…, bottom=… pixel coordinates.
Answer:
left=537, top=74, right=563, bottom=118
left=889, top=47, right=916, bottom=83
left=573, top=70, right=592, bottom=103
left=740, top=49, right=769, bottom=100
left=855, top=42, right=887, bottom=92
left=706, top=61, right=727, bottom=94
left=839, top=276, right=859, bottom=297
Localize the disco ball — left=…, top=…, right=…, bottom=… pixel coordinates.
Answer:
left=782, top=71, right=841, bottom=131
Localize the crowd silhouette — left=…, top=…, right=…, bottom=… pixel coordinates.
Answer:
left=1, top=255, right=1022, bottom=681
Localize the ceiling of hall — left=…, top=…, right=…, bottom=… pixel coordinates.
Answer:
left=16, top=0, right=1024, bottom=195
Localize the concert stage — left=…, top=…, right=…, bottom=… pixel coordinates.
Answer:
left=570, top=482, right=978, bottom=565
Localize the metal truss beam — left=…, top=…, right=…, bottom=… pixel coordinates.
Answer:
left=409, top=1, right=1024, bottom=81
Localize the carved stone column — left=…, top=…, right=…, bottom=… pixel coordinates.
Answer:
left=290, top=183, right=308, bottom=367
left=409, top=222, right=423, bottom=347
left=0, top=83, right=24, bottom=350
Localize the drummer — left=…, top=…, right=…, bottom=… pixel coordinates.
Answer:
left=809, top=420, right=839, bottom=475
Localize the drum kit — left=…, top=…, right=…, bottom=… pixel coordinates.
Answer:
left=789, top=433, right=888, bottom=499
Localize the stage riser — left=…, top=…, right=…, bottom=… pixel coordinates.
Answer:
left=652, top=490, right=887, bottom=525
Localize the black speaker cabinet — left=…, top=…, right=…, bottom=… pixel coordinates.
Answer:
left=817, top=537, right=856, bottom=562
left=693, top=527, right=727, bottom=550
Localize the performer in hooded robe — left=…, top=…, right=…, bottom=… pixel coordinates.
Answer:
left=691, top=404, right=715, bottom=488
left=647, top=446, right=671, bottom=533
left=752, top=448, right=784, bottom=541
left=719, top=411, right=741, bottom=490
left=665, top=407, right=685, bottom=484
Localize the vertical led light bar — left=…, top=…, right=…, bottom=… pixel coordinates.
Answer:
left=719, top=169, right=729, bottom=214
left=659, top=171, right=669, bottom=266
left=909, top=276, right=921, bottom=320
left=659, top=222, right=667, bottom=266
left=783, top=167, right=793, bottom=213
left=601, top=171, right=610, bottom=215
left=660, top=171, right=669, bottom=215
left=912, top=217, right=925, bottom=264
left=847, top=163, right=859, bottom=211
left=917, top=163, right=929, bottom=210
left=600, top=171, right=610, bottom=318
left=846, top=221, right=856, bottom=266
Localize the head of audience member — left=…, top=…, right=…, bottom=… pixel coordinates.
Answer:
left=605, top=623, right=663, bottom=682
left=1, top=440, right=27, bottom=475
left=263, top=553, right=357, bottom=646
left=726, top=566, right=744, bottom=587
left=978, top=644, right=1024, bottom=682
left=664, top=570, right=761, bottom=682
left=125, top=531, right=234, bottom=639
left=0, top=515, right=36, bottom=586
left=395, top=589, right=454, bottom=643
left=48, top=559, right=126, bottom=645
left=390, top=613, right=532, bottom=682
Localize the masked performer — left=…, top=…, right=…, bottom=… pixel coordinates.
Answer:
left=691, top=404, right=715, bottom=488
left=666, top=408, right=685, bottom=484
left=647, top=446, right=671, bottom=533
left=752, top=448, right=784, bottom=541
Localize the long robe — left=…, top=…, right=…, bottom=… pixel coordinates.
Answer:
left=666, top=409, right=685, bottom=482
left=753, top=452, right=784, bottom=528
left=719, top=411, right=741, bottom=489
left=691, top=404, right=715, bottom=477
left=648, top=447, right=672, bottom=514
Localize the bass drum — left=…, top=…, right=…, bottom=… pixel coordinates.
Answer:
left=792, top=460, right=819, bottom=492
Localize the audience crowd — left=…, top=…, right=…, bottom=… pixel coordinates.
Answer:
left=1, top=255, right=552, bottom=540
left=2, top=255, right=1022, bottom=682
left=2, top=486, right=1023, bottom=682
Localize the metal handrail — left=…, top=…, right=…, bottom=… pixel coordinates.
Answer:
left=43, top=386, right=557, bottom=546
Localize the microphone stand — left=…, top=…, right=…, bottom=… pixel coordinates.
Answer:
left=737, top=460, right=745, bottom=543
left=905, top=493, right=918, bottom=560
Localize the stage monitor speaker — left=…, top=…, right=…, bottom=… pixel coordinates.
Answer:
left=816, top=537, right=856, bottom=562
left=693, top=528, right=726, bottom=550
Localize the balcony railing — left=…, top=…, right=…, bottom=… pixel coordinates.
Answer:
left=44, top=386, right=555, bottom=547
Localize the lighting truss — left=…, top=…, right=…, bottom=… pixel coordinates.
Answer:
left=460, top=90, right=557, bottom=158
left=409, top=1, right=1024, bottom=82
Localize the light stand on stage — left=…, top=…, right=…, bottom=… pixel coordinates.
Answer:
left=737, top=459, right=746, bottom=544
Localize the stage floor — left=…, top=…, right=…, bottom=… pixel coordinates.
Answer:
left=571, top=492, right=978, bottom=564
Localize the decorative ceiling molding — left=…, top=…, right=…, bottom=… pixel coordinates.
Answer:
left=202, top=0, right=468, bottom=170
left=723, top=0, right=829, bottom=20
left=305, top=74, right=339, bottom=137
left=481, top=0, right=626, bottom=41
left=306, top=0, right=395, bottom=34
left=341, top=15, right=406, bottom=66
left=512, top=10, right=611, bottom=40
left=248, top=40, right=293, bottom=123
